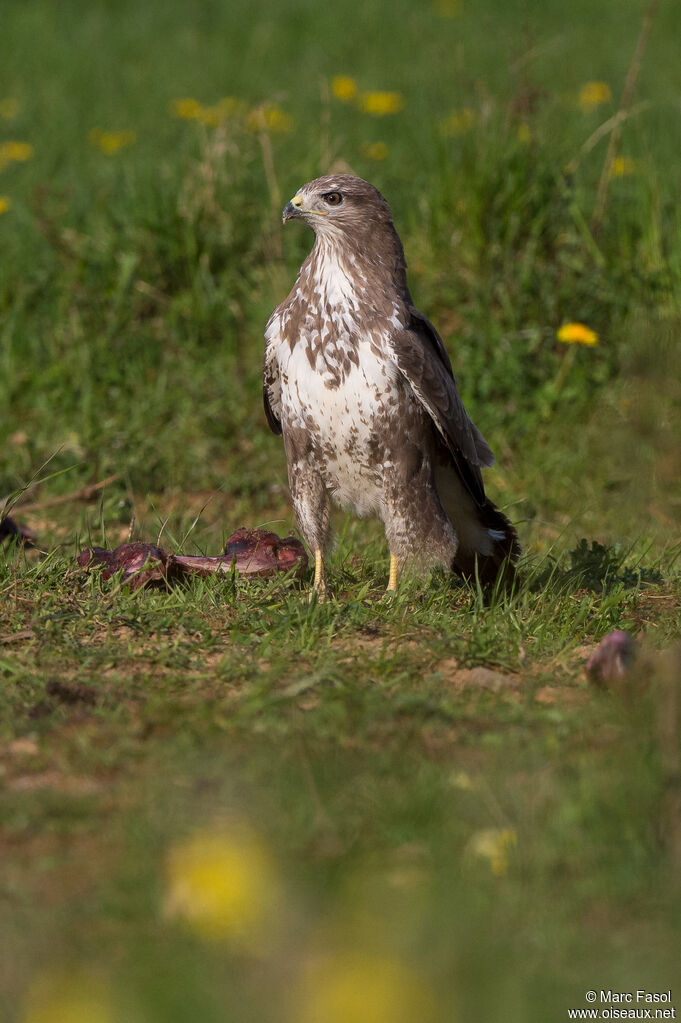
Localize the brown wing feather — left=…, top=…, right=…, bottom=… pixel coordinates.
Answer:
left=388, top=309, right=494, bottom=506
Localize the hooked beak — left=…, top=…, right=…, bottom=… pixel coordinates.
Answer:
left=282, top=193, right=304, bottom=224
left=282, top=192, right=329, bottom=224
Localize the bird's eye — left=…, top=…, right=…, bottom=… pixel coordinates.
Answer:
left=322, top=191, right=343, bottom=206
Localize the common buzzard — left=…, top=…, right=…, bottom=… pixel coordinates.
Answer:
left=264, top=174, right=519, bottom=595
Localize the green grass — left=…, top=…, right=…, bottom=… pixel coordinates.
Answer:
left=1, top=0, right=681, bottom=1020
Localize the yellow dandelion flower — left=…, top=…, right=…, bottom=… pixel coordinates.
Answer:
left=246, top=103, right=293, bottom=134
left=361, top=141, right=388, bottom=161
left=263, top=105, right=293, bottom=133
left=439, top=108, right=475, bottom=137
left=468, top=827, right=517, bottom=877
left=332, top=76, right=358, bottom=103
left=195, top=97, right=244, bottom=127
left=578, top=81, right=612, bottom=110
left=196, top=105, right=222, bottom=127
left=517, top=121, right=532, bottom=143
left=359, top=91, right=404, bottom=116
left=0, top=140, right=34, bottom=170
left=165, top=826, right=281, bottom=946
left=22, top=970, right=114, bottom=1023
left=0, top=196, right=11, bottom=215
left=609, top=156, right=637, bottom=178
left=170, top=97, right=205, bottom=120
left=295, top=953, right=439, bottom=1023
left=449, top=769, right=474, bottom=790
left=88, top=129, right=136, bottom=155
left=216, top=96, right=244, bottom=118
left=433, top=0, right=461, bottom=16
left=0, top=98, right=20, bottom=119
left=557, top=322, right=599, bottom=346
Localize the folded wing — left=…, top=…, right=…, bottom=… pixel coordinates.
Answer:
left=387, top=308, right=494, bottom=506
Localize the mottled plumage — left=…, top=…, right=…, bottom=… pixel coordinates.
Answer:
left=264, top=174, right=519, bottom=592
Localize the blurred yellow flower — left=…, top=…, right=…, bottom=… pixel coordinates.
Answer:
left=246, top=103, right=294, bottom=134
left=196, top=97, right=244, bottom=127
left=170, top=97, right=205, bottom=120
left=0, top=140, right=34, bottom=170
left=517, top=121, right=532, bottom=143
left=0, top=196, right=10, bottom=214
left=22, top=970, right=113, bottom=1023
left=468, top=827, right=517, bottom=877
left=0, top=98, right=20, bottom=119
left=609, top=156, right=637, bottom=178
left=359, top=91, right=404, bottom=116
left=332, top=76, right=358, bottom=102
left=578, top=81, right=612, bottom=110
left=557, top=322, right=599, bottom=346
left=165, top=826, right=281, bottom=945
left=195, top=107, right=221, bottom=127
left=439, top=108, right=475, bottom=137
left=88, top=129, right=136, bottom=155
left=295, top=953, right=439, bottom=1023
left=171, top=97, right=246, bottom=127
left=362, top=141, right=388, bottom=161
left=449, top=769, right=474, bottom=790
left=433, top=0, right=461, bottom=16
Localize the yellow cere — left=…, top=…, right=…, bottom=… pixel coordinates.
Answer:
left=164, top=826, right=281, bottom=946
left=21, top=971, right=114, bottom=1023
left=578, top=81, right=612, bottom=110
left=88, top=129, right=136, bottom=155
left=295, top=953, right=439, bottom=1023
left=468, top=827, right=518, bottom=877
left=332, top=76, right=358, bottom=102
left=362, top=141, right=389, bottom=161
left=0, top=196, right=11, bottom=215
left=359, top=91, right=405, bottom=116
left=439, top=108, right=475, bottom=137
left=0, top=98, right=20, bottom=119
left=557, top=322, right=599, bottom=346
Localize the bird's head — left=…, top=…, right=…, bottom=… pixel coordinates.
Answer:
left=282, top=174, right=393, bottom=241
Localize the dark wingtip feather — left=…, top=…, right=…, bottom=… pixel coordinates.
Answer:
left=452, top=500, right=521, bottom=589
left=263, top=388, right=282, bottom=435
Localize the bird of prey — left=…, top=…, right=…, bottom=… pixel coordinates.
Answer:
left=263, top=174, right=519, bottom=595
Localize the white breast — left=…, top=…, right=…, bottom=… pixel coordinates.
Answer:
left=273, top=243, right=408, bottom=516
left=279, top=340, right=400, bottom=516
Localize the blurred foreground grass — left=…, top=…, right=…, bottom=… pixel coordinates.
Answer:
left=1, top=0, right=681, bottom=1020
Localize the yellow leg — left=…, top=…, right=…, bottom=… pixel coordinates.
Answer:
left=386, top=553, right=398, bottom=592
left=313, top=548, right=324, bottom=588
left=309, top=547, right=326, bottom=601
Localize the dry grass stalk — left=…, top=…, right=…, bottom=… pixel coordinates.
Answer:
left=591, top=0, right=662, bottom=233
